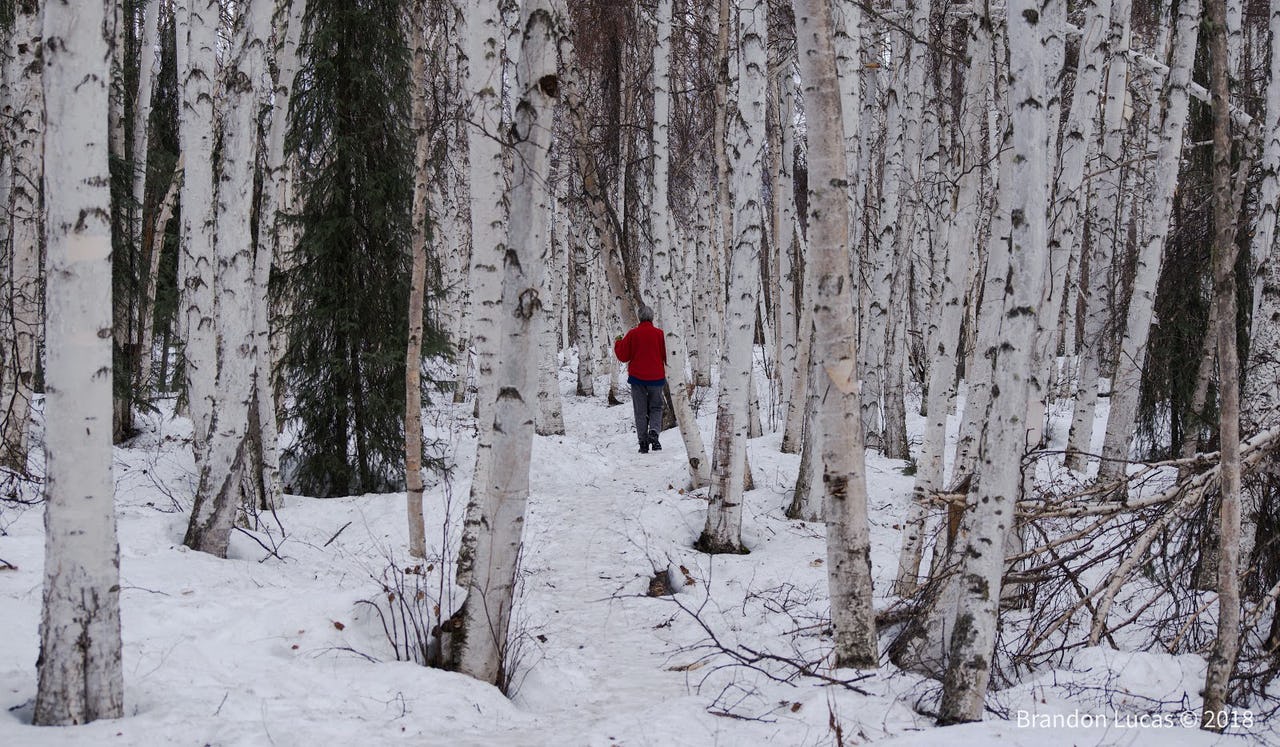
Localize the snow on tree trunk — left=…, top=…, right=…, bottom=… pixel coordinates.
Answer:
left=449, top=0, right=563, bottom=688
left=1202, top=0, right=1243, bottom=724
left=184, top=2, right=272, bottom=556
left=650, top=0, right=709, bottom=487
left=897, top=22, right=990, bottom=596
left=938, top=0, right=1051, bottom=722
left=34, top=0, right=124, bottom=724
left=0, top=0, right=41, bottom=474
left=794, top=0, right=877, bottom=669
left=177, top=0, right=220, bottom=462
left=1097, top=0, right=1201, bottom=482
left=1065, top=0, right=1131, bottom=473
left=405, top=4, right=431, bottom=559
left=699, top=0, right=766, bottom=555
left=455, top=0, right=511, bottom=588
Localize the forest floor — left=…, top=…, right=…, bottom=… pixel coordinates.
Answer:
left=0, top=358, right=1268, bottom=745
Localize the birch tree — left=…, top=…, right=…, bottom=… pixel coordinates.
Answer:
left=700, top=0, right=766, bottom=555
left=448, top=0, right=564, bottom=688
left=897, top=19, right=990, bottom=595
left=1097, top=0, right=1201, bottom=482
left=406, top=1, right=431, bottom=559
left=939, top=0, right=1051, bottom=722
left=794, top=0, right=877, bottom=668
left=184, top=1, right=273, bottom=556
left=34, top=0, right=124, bottom=724
left=1064, top=0, right=1132, bottom=473
left=651, top=0, right=710, bottom=488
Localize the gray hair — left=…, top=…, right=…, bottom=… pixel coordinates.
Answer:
left=638, top=305, right=654, bottom=322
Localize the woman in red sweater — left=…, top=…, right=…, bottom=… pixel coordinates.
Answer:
left=614, top=305, right=667, bottom=453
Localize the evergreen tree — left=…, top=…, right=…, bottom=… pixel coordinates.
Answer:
left=281, top=0, right=421, bottom=497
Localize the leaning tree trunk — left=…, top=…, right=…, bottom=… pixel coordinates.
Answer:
left=448, top=0, right=563, bottom=689
left=184, top=3, right=272, bottom=556
left=1097, top=0, right=1201, bottom=482
left=896, top=21, right=990, bottom=596
left=1065, top=0, right=1132, bottom=473
left=33, top=0, right=124, bottom=725
left=938, top=0, right=1051, bottom=723
left=794, top=0, right=877, bottom=669
left=0, top=1, right=42, bottom=474
left=1202, top=0, right=1243, bottom=726
left=699, top=0, right=766, bottom=556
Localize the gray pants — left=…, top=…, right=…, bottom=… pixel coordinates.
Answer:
left=630, top=382, right=664, bottom=443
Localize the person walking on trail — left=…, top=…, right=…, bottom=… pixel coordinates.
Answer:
left=614, top=305, right=667, bottom=454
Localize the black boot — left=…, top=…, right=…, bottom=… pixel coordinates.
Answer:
left=638, top=440, right=649, bottom=454
left=648, top=429, right=661, bottom=451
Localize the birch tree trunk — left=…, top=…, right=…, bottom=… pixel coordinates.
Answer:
left=129, top=0, right=161, bottom=354
left=1202, top=0, right=1242, bottom=724
left=0, top=0, right=42, bottom=474
left=449, top=0, right=563, bottom=688
left=897, top=21, right=990, bottom=596
left=250, top=0, right=307, bottom=512
left=34, top=0, right=124, bottom=724
left=455, top=0, right=511, bottom=588
left=184, top=2, right=272, bottom=556
left=134, top=159, right=182, bottom=399
left=406, top=3, right=430, bottom=559
left=177, top=0, right=220, bottom=462
left=794, top=0, right=877, bottom=668
left=1065, top=0, right=1132, bottom=472
left=650, top=0, right=709, bottom=487
left=1098, top=0, right=1201, bottom=482
left=699, top=0, right=766, bottom=555
left=939, top=0, right=1051, bottom=722
left=572, top=198, right=595, bottom=397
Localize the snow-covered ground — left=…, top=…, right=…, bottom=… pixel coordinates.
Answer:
left=0, top=364, right=1269, bottom=745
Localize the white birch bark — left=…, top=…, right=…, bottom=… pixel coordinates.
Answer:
left=455, top=0, right=511, bottom=588
left=1036, top=0, right=1110, bottom=418
left=1098, top=0, right=1201, bottom=481
left=535, top=151, right=566, bottom=437
left=650, top=0, right=710, bottom=487
left=0, top=0, right=41, bottom=473
left=130, top=0, right=161, bottom=290
left=451, top=0, right=563, bottom=686
left=896, top=23, right=990, bottom=596
left=184, top=2, right=272, bottom=556
left=794, top=0, right=877, bottom=668
left=700, top=0, right=766, bottom=554
left=34, top=0, right=124, bottom=724
left=177, top=0, right=219, bottom=460
left=938, top=0, right=1051, bottom=721
left=1065, top=0, right=1132, bottom=472
left=571, top=194, right=595, bottom=397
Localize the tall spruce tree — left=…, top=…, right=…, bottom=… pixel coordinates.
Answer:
left=281, top=0, right=420, bottom=497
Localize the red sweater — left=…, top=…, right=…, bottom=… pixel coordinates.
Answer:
left=614, top=321, right=667, bottom=383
